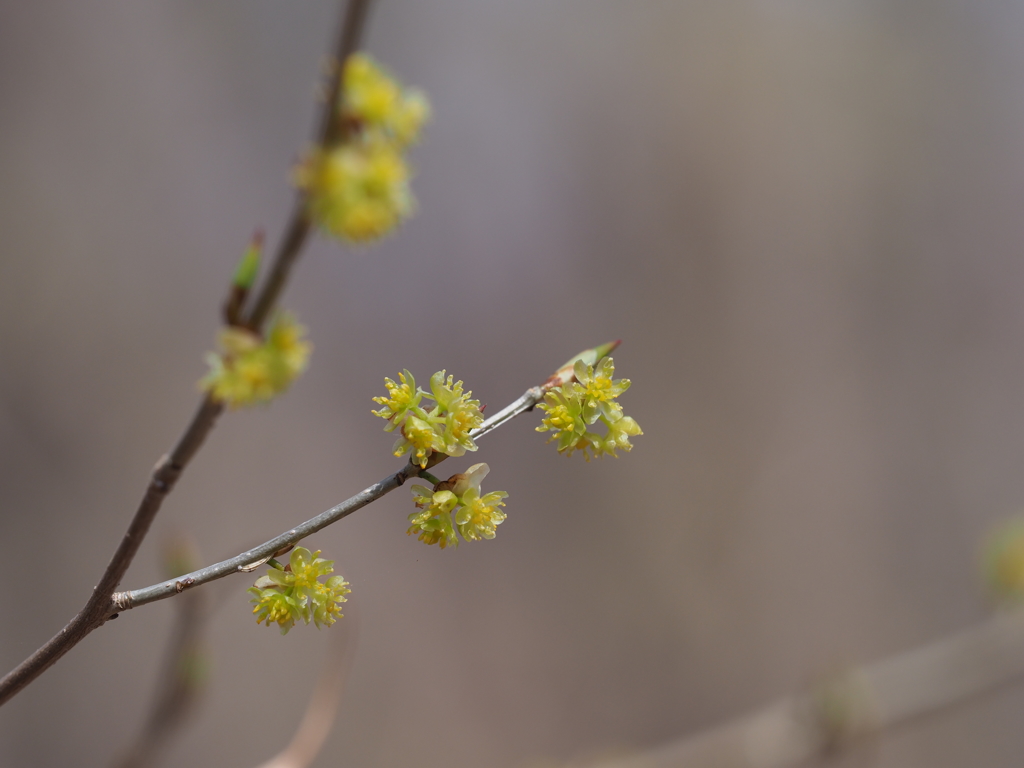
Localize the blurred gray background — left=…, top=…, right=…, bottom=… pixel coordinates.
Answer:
left=4, top=1, right=1024, bottom=766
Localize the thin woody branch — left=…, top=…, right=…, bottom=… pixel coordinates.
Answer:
left=253, top=621, right=356, bottom=768
left=586, top=609, right=1024, bottom=768
left=113, top=542, right=208, bottom=768
left=112, top=385, right=545, bottom=615
left=0, top=0, right=374, bottom=709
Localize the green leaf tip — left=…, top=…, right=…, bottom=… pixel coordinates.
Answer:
left=233, top=230, right=264, bottom=290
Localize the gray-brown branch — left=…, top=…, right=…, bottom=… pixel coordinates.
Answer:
left=112, top=385, right=545, bottom=614
left=0, top=0, right=372, bottom=709
left=586, top=609, right=1024, bottom=768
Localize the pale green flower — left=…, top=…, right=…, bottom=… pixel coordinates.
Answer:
left=249, top=588, right=303, bottom=635
left=374, top=369, right=485, bottom=466
left=247, top=547, right=351, bottom=634
left=408, top=463, right=509, bottom=546
left=343, top=54, right=430, bottom=147
left=537, top=356, right=641, bottom=460
left=393, top=414, right=437, bottom=468
left=407, top=488, right=460, bottom=548
left=455, top=486, right=508, bottom=542
left=295, top=139, right=413, bottom=243
left=428, top=371, right=483, bottom=456
left=201, top=312, right=311, bottom=409
left=589, top=415, right=643, bottom=459
left=296, top=54, right=430, bottom=243
left=372, top=369, right=421, bottom=430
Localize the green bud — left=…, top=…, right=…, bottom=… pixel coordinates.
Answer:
left=233, top=230, right=263, bottom=290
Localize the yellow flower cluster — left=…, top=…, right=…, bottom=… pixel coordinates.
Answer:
left=295, top=53, right=430, bottom=243
left=200, top=313, right=311, bottom=408
left=537, top=356, right=642, bottom=460
left=248, top=547, right=351, bottom=635
left=408, top=463, right=508, bottom=548
left=372, top=369, right=484, bottom=468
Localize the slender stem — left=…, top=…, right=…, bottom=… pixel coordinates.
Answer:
left=112, top=385, right=546, bottom=614
left=587, top=609, right=1024, bottom=768
left=471, top=387, right=545, bottom=441
left=0, top=0, right=374, bottom=709
left=254, top=621, right=356, bottom=768
left=244, top=0, right=372, bottom=330
left=113, top=571, right=207, bottom=768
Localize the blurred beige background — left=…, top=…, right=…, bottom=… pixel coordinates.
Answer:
left=5, top=1, right=1024, bottom=766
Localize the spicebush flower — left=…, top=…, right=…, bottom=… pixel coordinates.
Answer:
left=407, top=463, right=508, bottom=547
left=372, top=370, right=421, bottom=430
left=343, top=53, right=430, bottom=147
left=372, top=369, right=484, bottom=468
left=247, top=547, right=351, bottom=635
left=296, top=54, right=429, bottom=243
left=984, top=518, right=1024, bottom=603
left=201, top=312, right=311, bottom=408
left=536, top=356, right=642, bottom=460
left=428, top=371, right=483, bottom=457
left=295, top=139, right=413, bottom=243
left=407, top=488, right=460, bottom=548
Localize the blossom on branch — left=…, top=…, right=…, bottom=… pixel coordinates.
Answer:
left=536, top=356, right=642, bottom=460
left=200, top=312, right=311, bottom=408
left=408, top=463, right=508, bottom=547
left=372, top=368, right=483, bottom=468
left=296, top=53, right=430, bottom=243
left=248, top=547, right=351, bottom=635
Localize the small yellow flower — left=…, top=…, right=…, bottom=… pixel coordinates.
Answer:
left=407, top=464, right=509, bottom=547
left=373, top=369, right=484, bottom=466
left=372, top=369, right=421, bottom=429
left=393, top=414, right=436, bottom=468
left=295, top=140, right=412, bottom=243
left=390, top=90, right=430, bottom=148
left=344, top=53, right=402, bottom=128
left=407, top=488, right=460, bottom=548
left=343, top=54, right=431, bottom=147
left=455, top=476, right=508, bottom=542
left=536, top=356, right=641, bottom=460
left=201, top=313, right=311, bottom=408
left=298, top=54, right=429, bottom=243
left=247, top=547, right=351, bottom=634
left=429, top=371, right=483, bottom=456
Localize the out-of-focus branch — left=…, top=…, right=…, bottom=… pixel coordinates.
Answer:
left=244, top=0, right=372, bottom=330
left=254, top=619, right=357, bottom=768
left=114, top=540, right=210, bottom=768
left=112, top=384, right=547, bottom=614
left=0, top=0, right=374, bottom=709
left=586, top=610, right=1024, bottom=768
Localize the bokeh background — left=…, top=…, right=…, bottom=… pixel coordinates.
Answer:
left=5, top=1, right=1024, bottom=766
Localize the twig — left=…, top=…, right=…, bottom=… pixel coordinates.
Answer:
left=585, top=609, right=1024, bottom=768
left=244, top=0, right=372, bottom=331
left=253, top=617, right=357, bottom=768
left=113, top=546, right=209, bottom=768
left=0, top=0, right=374, bottom=709
left=111, top=385, right=546, bottom=614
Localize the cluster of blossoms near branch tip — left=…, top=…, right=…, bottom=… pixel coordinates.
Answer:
left=248, top=547, right=351, bottom=635
left=537, top=356, right=642, bottom=460
left=372, top=369, right=484, bottom=468
left=409, top=463, right=508, bottom=548
left=295, top=53, right=429, bottom=243
left=201, top=312, right=311, bottom=408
